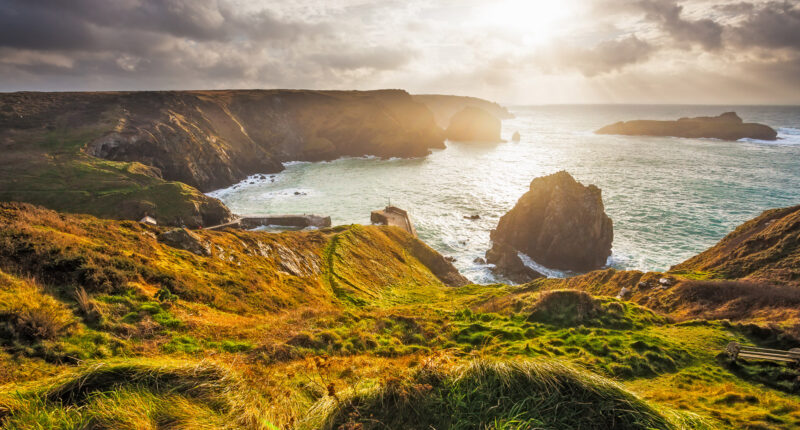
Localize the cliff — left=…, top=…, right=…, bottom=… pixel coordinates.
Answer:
left=595, top=112, right=777, bottom=141
left=488, top=171, right=613, bottom=275
left=0, top=89, right=445, bottom=225
left=413, top=94, right=513, bottom=129
left=671, top=204, right=800, bottom=285
left=445, top=107, right=502, bottom=142
left=2, top=90, right=444, bottom=192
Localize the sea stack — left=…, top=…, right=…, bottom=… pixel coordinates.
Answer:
left=595, top=112, right=777, bottom=141
left=487, top=171, right=613, bottom=276
left=445, top=106, right=502, bottom=142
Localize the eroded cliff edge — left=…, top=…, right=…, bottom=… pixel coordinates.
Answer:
left=0, top=90, right=472, bottom=225
left=1, top=90, right=446, bottom=192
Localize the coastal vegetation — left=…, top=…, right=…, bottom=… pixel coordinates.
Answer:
left=0, top=202, right=799, bottom=429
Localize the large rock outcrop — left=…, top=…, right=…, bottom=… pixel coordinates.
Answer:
left=413, top=94, right=513, bottom=128
left=445, top=107, right=502, bottom=142
left=595, top=112, right=777, bottom=141
left=671, top=204, right=800, bottom=285
left=487, top=171, right=613, bottom=277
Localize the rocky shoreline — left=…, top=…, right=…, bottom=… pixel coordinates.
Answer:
left=0, top=90, right=508, bottom=226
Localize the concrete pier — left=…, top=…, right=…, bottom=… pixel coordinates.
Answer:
left=371, top=206, right=417, bottom=237
left=204, top=214, right=331, bottom=231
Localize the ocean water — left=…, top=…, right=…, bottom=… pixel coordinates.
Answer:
left=209, top=105, right=800, bottom=283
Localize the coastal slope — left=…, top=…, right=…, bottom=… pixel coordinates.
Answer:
left=0, top=89, right=447, bottom=225
left=671, top=204, right=800, bottom=285
left=2, top=202, right=800, bottom=429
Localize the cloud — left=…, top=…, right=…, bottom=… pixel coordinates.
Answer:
left=311, top=48, right=415, bottom=71
left=728, top=1, right=800, bottom=50
left=545, top=36, right=655, bottom=76
left=636, top=0, right=724, bottom=50
left=0, top=0, right=798, bottom=103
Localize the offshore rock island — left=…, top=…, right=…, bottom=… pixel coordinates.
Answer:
left=596, top=112, right=778, bottom=141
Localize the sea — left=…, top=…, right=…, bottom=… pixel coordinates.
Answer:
left=208, top=105, right=800, bottom=283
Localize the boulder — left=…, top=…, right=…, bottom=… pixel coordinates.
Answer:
left=445, top=107, right=502, bottom=142
left=595, top=112, right=777, bottom=141
left=487, top=171, right=613, bottom=273
left=157, top=228, right=211, bottom=256
left=512, top=131, right=521, bottom=142
left=486, top=242, right=543, bottom=284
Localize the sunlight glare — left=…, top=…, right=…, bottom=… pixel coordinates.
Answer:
left=479, top=0, right=574, bottom=45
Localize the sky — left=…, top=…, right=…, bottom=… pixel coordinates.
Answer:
left=0, top=0, right=799, bottom=104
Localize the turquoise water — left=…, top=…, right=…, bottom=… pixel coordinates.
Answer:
left=209, top=105, right=800, bottom=283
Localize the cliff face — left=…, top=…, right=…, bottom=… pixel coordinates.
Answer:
left=595, top=112, right=777, bottom=141
left=445, top=107, right=502, bottom=142
left=488, top=171, right=613, bottom=274
left=671, top=204, right=800, bottom=285
left=413, top=94, right=513, bottom=129
left=1, top=90, right=444, bottom=193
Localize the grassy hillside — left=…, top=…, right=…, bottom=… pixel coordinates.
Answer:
left=1, top=203, right=799, bottom=429
left=672, top=204, right=800, bottom=286
left=0, top=117, right=233, bottom=227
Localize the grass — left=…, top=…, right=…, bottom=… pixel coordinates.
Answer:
left=305, top=358, right=709, bottom=430
left=0, top=359, right=276, bottom=429
left=0, top=124, right=230, bottom=227
left=2, top=204, right=800, bottom=429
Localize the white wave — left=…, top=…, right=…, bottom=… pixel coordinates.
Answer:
left=205, top=173, right=279, bottom=198
left=739, top=127, right=800, bottom=145
left=517, top=252, right=570, bottom=279
left=282, top=160, right=312, bottom=167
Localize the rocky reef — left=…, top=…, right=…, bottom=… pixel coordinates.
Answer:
left=487, top=171, right=613, bottom=278
left=445, top=107, right=502, bottom=142
left=595, top=112, right=777, bottom=141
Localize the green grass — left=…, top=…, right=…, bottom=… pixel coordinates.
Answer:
left=0, top=125, right=229, bottom=227
left=0, top=359, right=276, bottom=430
left=2, top=205, right=800, bottom=429
left=304, top=359, right=710, bottom=430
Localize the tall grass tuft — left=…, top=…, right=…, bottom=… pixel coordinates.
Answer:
left=305, top=358, right=710, bottom=430
left=0, top=273, right=75, bottom=342
left=0, top=359, right=278, bottom=429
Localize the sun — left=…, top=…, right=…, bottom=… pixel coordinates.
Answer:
left=478, top=0, right=575, bottom=45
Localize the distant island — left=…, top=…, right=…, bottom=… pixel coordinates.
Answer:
left=596, top=112, right=777, bottom=141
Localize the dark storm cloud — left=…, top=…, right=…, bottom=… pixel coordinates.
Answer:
left=728, top=1, right=800, bottom=50
left=636, top=0, right=724, bottom=50
left=0, top=0, right=324, bottom=51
